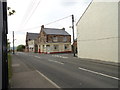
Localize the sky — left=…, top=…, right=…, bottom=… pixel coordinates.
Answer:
left=7, top=0, right=92, bottom=47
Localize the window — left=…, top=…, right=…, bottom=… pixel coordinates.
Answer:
left=54, top=45, right=59, bottom=50
left=53, top=36, right=58, bottom=42
left=64, top=44, right=69, bottom=50
left=63, top=36, right=67, bottom=42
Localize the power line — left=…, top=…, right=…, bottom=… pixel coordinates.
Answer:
left=45, top=15, right=72, bottom=26
left=19, top=0, right=36, bottom=28
left=22, top=0, right=42, bottom=27
left=18, top=15, right=72, bottom=31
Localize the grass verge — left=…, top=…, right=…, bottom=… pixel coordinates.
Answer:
left=8, top=53, right=12, bottom=79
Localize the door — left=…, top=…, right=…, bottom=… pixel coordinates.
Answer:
left=46, top=45, right=50, bottom=54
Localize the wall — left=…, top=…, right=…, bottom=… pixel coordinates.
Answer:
left=28, top=40, right=35, bottom=52
left=77, top=1, right=118, bottom=62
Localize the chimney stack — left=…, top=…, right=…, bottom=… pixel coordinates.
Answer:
left=62, top=27, right=65, bottom=30
left=41, top=25, right=44, bottom=29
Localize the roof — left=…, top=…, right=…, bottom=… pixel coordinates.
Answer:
left=43, top=28, right=70, bottom=36
left=26, top=32, right=39, bottom=40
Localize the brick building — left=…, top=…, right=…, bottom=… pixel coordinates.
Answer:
left=38, top=25, right=72, bottom=54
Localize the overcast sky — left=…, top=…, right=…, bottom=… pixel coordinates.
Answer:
left=7, top=0, right=92, bottom=47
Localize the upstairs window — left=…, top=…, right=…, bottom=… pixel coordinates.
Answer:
left=63, top=36, right=67, bottom=42
left=53, top=36, right=58, bottom=42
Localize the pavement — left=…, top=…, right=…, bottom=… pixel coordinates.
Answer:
left=10, top=54, right=60, bottom=88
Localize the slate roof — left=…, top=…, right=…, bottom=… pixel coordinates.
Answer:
left=43, top=28, right=70, bottom=36
left=26, top=32, right=39, bottom=40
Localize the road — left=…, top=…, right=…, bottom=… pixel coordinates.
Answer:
left=14, top=52, right=119, bottom=88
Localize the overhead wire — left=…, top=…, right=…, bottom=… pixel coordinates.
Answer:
left=18, top=15, right=72, bottom=31
left=22, top=0, right=42, bottom=27
left=19, top=0, right=36, bottom=28
left=45, top=15, right=72, bottom=26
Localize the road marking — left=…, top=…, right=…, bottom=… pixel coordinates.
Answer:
left=34, top=56, right=41, bottom=58
left=52, top=55, right=68, bottom=59
left=48, top=60, right=64, bottom=65
left=78, top=67, right=120, bottom=80
left=36, top=70, right=60, bottom=88
left=12, top=64, right=20, bottom=67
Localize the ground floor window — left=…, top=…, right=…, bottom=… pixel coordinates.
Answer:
left=54, top=45, right=59, bottom=50
left=64, top=44, right=69, bottom=50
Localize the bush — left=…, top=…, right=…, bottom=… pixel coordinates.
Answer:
left=17, top=45, right=25, bottom=52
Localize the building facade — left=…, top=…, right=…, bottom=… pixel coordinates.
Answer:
left=77, top=0, right=119, bottom=63
left=38, top=25, right=72, bottom=54
left=25, top=32, right=39, bottom=52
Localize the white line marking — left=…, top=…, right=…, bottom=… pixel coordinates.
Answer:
left=12, top=64, right=20, bottom=67
left=34, top=56, right=41, bottom=58
left=78, top=67, right=120, bottom=80
left=61, top=56, right=68, bottom=59
left=36, top=70, right=60, bottom=88
left=52, top=55, right=68, bottom=59
left=48, top=60, right=64, bottom=65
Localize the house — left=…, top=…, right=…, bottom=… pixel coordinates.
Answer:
left=38, top=25, right=72, bottom=54
left=77, top=0, right=119, bottom=63
left=25, top=32, right=39, bottom=52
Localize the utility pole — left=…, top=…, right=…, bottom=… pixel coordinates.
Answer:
left=13, top=31, right=15, bottom=54
left=0, top=0, right=8, bottom=89
left=72, top=14, right=75, bottom=57
left=0, top=1, right=3, bottom=89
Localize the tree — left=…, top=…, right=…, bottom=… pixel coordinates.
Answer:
left=17, top=45, right=25, bottom=52
left=7, top=7, right=16, bottom=16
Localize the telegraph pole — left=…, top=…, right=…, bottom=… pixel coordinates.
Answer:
left=0, top=1, right=3, bottom=89
left=13, top=31, right=15, bottom=54
left=0, top=0, right=8, bottom=89
left=72, top=14, right=75, bottom=57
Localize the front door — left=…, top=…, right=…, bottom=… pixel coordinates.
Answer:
left=46, top=45, right=50, bottom=54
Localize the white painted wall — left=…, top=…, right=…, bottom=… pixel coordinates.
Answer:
left=77, top=1, right=119, bottom=62
left=28, top=40, right=35, bottom=52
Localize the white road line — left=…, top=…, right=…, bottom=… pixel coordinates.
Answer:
left=34, top=56, right=41, bottom=58
left=78, top=67, right=120, bottom=80
left=36, top=70, right=60, bottom=88
left=52, top=55, right=68, bottom=59
left=62, top=56, right=68, bottom=59
left=12, top=64, right=20, bottom=67
left=48, top=60, right=64, bottom=65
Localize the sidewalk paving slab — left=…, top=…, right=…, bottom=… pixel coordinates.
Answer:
left=10, top=54, right=59, bottom=88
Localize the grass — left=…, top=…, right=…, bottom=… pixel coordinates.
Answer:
left=8, top=53, right=12, bottom=79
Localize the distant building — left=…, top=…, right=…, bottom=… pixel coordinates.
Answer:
left=38, top=25, right=72, bottom=54
left=77, top=0, right=119, bottom=63
left=25, top=32, right=39, bottom=52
